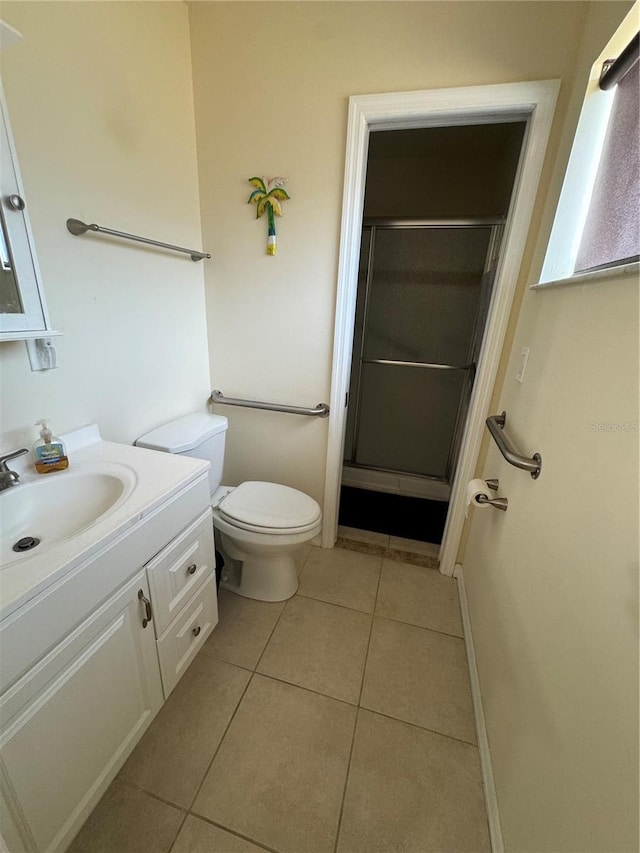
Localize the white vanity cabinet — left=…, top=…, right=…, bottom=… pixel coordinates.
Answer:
left=0, top=453, right=219, bottom=853
left=0, top=571, right=163, bottom=853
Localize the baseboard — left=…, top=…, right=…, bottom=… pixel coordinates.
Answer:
left=454, top=563, right=504, bottom=853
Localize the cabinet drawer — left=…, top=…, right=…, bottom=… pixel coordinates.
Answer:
left=146, top=509, right=215, bottom=636
left=156, top=572, right=218, bottom=698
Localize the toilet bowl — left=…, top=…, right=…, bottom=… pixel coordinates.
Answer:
left=213, top=481, right=321, bottom=601
left=135, top=414, right=321, bottom=602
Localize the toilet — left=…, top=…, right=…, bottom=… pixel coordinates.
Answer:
left=135, top=413, right=321, bottom=601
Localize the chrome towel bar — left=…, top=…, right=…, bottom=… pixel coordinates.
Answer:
left=66, top=218, right=211, bottom=261
left=210, top=390, right=330, bottom=418
left=486, top=411, right=542, bottom=479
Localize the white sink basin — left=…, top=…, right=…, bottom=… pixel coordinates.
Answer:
left=0, top=467, right=136, bottom=566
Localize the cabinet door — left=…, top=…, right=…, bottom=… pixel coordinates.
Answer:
left=0, top=570, right=163, bottom=853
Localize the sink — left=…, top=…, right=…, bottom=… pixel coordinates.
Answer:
left=0, top=467, right=136, bottom=566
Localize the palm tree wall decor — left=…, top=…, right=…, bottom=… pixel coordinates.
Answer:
left=248, top=176, right=291, bottom=255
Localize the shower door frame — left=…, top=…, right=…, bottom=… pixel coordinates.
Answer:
left=345, top=218, right=503, bottom=486
left=322, top=80, right=560, bottom=578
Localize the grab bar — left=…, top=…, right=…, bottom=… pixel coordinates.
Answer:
left=486, top=411, right=542, bottom=479
left=210, top=390, right=330, bottom=418
left=66, top=218, right=211, bottom=261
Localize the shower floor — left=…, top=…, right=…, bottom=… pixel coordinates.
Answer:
left=338, top=485, right=448, bottom=544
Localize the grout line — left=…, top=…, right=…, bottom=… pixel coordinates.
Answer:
left=184, top=672, right=255, bottom=814
left=251, top=671, right=360, bottom=710
left=297, top=545, right=313, bottom=578
left=173, top=595, right=293, bottom=832
left=116, top=777, right=188, bottom=814
left=331, top=558, right=384, bottom=853
left=114, top=779, right=189, bottom=853
left=167, top=811, right=190, bottom=853
left=295, top=590, right=376, bottom=617
left=253, top=596, right=290, bottom=672
left=358, top=706, right=479, bottom=749
left=358, top=561, right=384, bottom=706
left=198, top=648, right=257, bottom=674
left=331, top=708, right=361, bottom=853
left=186, top=812, right=279, bottom=853
left=373, top=612, right=465, bottom=641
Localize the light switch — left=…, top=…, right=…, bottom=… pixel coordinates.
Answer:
left=516, top=346, right=530, bottom=383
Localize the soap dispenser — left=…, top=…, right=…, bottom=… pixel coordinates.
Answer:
left=33, top=419, right=69, bottom=473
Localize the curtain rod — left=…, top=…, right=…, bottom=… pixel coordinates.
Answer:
left=599, top=31, right=639, bottom=91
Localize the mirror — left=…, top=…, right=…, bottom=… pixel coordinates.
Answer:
left=0, top=39, right=55, bottom=340
left=0, top=199, right=23, bottom=314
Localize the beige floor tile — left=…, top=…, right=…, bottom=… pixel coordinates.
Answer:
left=68, top=780, right=183, bottom=853
left=338, top=525, right=389, bottom=546
left=201, top=590, right=285, bottom=670
left=388, top=535, right=440, bottom=557
left=257, top=596, right=371, bottom=703
left=193, top=675, right=356, bottom=853
left=337, top=710, right=490, bottom=853
left=119, top=655, right=250, bottom=808
left=361, top=618, right=476, bottom=744
left=376, top=559, right=463, bottom=637
left=171, top=815, right=268, bottom=852
left=298, top=546, right=381, bottom=612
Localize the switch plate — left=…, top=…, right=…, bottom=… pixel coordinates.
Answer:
left=516, top=346, right=530, bottom=383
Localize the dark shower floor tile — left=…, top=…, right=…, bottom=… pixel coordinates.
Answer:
left=338, top=486, right=448, bottom=544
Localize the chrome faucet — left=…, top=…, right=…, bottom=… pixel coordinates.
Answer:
left=0, top=448, right=29, bottom=491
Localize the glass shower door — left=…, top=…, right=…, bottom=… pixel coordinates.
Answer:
left=346, top=222, right=498, bottom=482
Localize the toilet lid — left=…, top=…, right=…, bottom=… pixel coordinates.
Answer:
left=218, top=481, right=321, bottom=530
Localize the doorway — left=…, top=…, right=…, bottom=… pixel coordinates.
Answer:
left=322, top=82, right=560, bottom=574
left=339, top=121, right=525, bottom=545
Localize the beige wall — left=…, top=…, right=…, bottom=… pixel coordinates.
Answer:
left=0, top=2, right=210, bottom=453
left=462, top=2, right=639, bottom=850
left=189, top=1, right=590, bottom=502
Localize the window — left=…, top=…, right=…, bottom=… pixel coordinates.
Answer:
left=535, top=3, right=639, bottom=288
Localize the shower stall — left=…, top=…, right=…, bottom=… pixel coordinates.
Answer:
left=343, top=219, right=503, bottom=501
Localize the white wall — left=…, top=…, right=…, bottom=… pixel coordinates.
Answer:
left=0, top=2, right=210, bottom=453
left=462, top=2, right=639, bottom=850
left=188, top=0, right=590, bottom=504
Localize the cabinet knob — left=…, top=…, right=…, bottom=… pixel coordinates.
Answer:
left=7, top=194, right=25, bottom=211
left=192, top=626, right=201, bottom=638
left=186, top=563, right=197, bottom=575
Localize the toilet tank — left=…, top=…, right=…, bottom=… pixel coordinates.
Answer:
left=135, top=413, right=228, bottom=496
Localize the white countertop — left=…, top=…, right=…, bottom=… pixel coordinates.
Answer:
left=0, top=425, right=209, bottom=621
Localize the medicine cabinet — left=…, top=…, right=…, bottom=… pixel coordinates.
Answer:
left=0, top=77, right=56, bottom=341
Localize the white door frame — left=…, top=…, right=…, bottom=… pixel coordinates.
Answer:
left=322, top=81, right=559, bottom=576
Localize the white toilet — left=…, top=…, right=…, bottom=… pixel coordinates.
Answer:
left=135, top=413, right=321, bottom=601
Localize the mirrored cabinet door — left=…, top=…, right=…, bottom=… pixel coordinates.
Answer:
left=0, top=82, right=52, bottom=338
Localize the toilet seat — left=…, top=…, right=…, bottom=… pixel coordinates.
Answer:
left=217, top=481, right=321, bottom=534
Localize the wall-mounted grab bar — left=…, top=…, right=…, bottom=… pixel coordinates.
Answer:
left=66, top=218, right=211, bottom=261
left=486, top=411, right=542, bottom=479
left=210, top=390, right=330, bottom=418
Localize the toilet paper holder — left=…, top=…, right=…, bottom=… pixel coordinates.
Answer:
left=477, top=478, right=508, bottom=511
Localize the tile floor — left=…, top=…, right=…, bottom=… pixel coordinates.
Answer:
left=69, top=542, right=490, bottom=853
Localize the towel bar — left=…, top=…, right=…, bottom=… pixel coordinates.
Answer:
left=67, top=218, right=210, bottom=261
